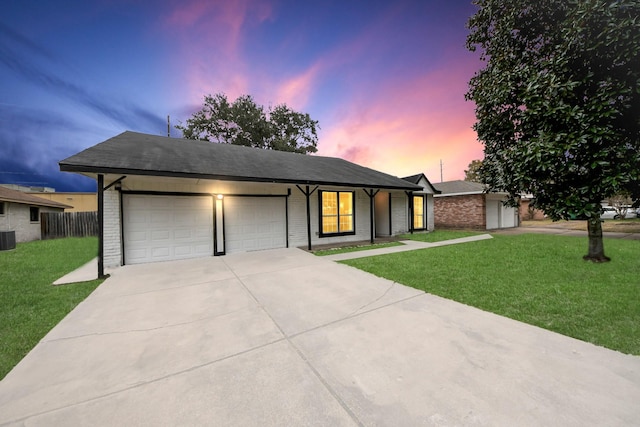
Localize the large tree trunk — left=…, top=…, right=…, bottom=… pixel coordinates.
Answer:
left=583, top=218, right=610, bottom=262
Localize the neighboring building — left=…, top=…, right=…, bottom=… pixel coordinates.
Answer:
left=0, top=186, right=71, bottom=243
left=1, top=184, right=97, bottom=212
left=60, top=131, right=433, bottom=271
left=29, top=192, right=97, bottom=212
left=0, top=184, right=55, bottom=193
left=519, top=195, right=545, bottom=221
left=433, top=180, right=518, bottom=230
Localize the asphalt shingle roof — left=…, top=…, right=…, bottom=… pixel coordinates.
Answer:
left=401, top=173, right=440, bottom=194
left=0, top=186, right=71, bottom=209
left=432, top=180, right=486, bottom=195
left=59, top=131, right=421, bottom=190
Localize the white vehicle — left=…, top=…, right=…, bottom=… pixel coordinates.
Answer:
left=601, top=206, right=638, bottom=220
left=601, top=207, right=618, bottom=219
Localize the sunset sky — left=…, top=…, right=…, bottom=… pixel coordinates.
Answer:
left=0, top=0, right=483, bottom=191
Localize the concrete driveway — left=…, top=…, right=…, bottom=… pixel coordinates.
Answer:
left=1, top=248, right=639, bottom=426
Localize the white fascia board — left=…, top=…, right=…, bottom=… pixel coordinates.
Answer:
left=433, top=191, right=483, bottom=197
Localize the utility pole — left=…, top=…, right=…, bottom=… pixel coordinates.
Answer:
left=440, top=159, right=443, bottom=182
left=167, top=115, right=170, bottom=137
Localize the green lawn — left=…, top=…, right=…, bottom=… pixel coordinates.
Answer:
left=314, top=241, right=403, bottom=256
left=343, top=233, right=640, bottom=355
left=400, top=229, right=484, bottom=242
left=0, top=237, right=103, bottom=380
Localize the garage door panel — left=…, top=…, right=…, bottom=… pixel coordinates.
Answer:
left=173, top=229, right=191, bottom=240
left=225, top=197, right=286, bottom=254
left=150, top=198, right=169, bottom=209
left=151, top=229, right=169, bottom=240
left=128, top=231, right=147, bottom=242
left=193, top=227, right=211, bottom=239
left=152, top=247, right=170, bottom=258
left=174, top=245, right=193, bottom=256
left=151, top=212, right=171, bottom=224
left=124, top=195, right=213, bottom=264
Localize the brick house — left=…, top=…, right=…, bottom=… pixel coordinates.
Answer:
left=519, top=196, right=546, bottom=220
left=432, top=180, right=518, bottom=230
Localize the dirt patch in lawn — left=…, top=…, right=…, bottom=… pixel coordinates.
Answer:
left=521, top=219, right=640, bottom=233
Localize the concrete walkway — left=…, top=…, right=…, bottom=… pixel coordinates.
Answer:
left=1, top=248, right=638, bottom=426
left=325, top=234, right=493, bottom=261
left=53, top=258, right=99, bottom=285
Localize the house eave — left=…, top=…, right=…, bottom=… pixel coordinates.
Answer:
left=59, top=164, right=422, bottom=192
left=434, top=191, right=512, bottom=197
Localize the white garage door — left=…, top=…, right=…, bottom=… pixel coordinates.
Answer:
left=224, top=197, right=286, bottom=253
left=486, top=200, right=500, bottom=229
left=486, top=199, right=517, bottom=229
left=501, top=204, right=517, bottom=228
left=123, top=195, right=213, bottom=264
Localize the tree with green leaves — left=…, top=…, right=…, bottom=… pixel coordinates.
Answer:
left=466, top=0, right=640, bottom=262
left=464, top=159, right=483, bottom=182
left=176, top=93, right=319, bottom=154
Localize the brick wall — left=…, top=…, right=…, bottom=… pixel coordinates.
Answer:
left=103, top=189, right=122, bottom=268
left=519, top=200, right=545, bottom=220
left=434, top=194, right=486, bottom=229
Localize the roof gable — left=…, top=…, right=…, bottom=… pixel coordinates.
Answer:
left=402, top=173, right=440, bottom=194
left=0, top=186, right=71, bottom=209
left=60, top=131, right=421, bottom=191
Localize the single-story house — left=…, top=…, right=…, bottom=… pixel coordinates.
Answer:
left=29, top=192, right=97, bottom=212
left=60, top=131, right=437, bottom=275
left=432, top=180, right=518, bottom=230
left=0, top=185, right=71, bottom=243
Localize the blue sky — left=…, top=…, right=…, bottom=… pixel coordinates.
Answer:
left=0, top=0, right=482, bottom=191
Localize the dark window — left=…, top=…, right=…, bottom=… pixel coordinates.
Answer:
left=319, top=191, right=355, bottom=236
left=30, top=206, right=39, bottom=222
left=413, top=195, right=425, bottom=229
left=0, top=202, right=4, bottom=215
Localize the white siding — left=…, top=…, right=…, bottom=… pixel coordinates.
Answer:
left=374, top=192, right=391, bottom=236
left=391, top=192, right=410, bottom=235
left=426, top=194, right=435, bottom=231
left=288, top=187, right=373, bottom=248
left=103, top=189, right=122, bottom=268
left=101, top=176, right=416, bottom=264
left=286, top=189, right=310, bottom=248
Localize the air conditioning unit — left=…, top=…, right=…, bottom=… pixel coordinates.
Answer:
left=0, top=231, right=16, bottom=251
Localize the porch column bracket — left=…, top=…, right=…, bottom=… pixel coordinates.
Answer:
left=363, top=188, right=380, bottom=244
left=103, top=176, right=127, bottom=191
left=296, top=185, right=319, bottom=250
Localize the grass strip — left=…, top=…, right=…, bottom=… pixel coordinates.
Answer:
left=314, top=241, right=403, bottom=256
left=0, top=237, right=103, bottom=379
left=400, top=229, right=483, bottom=243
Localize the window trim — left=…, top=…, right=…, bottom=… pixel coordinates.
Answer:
left=318, top=190, right=356, bottom=237
left=412, top=194, right=426, bottom=230
left=29, top=206, right=40, bottom=223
